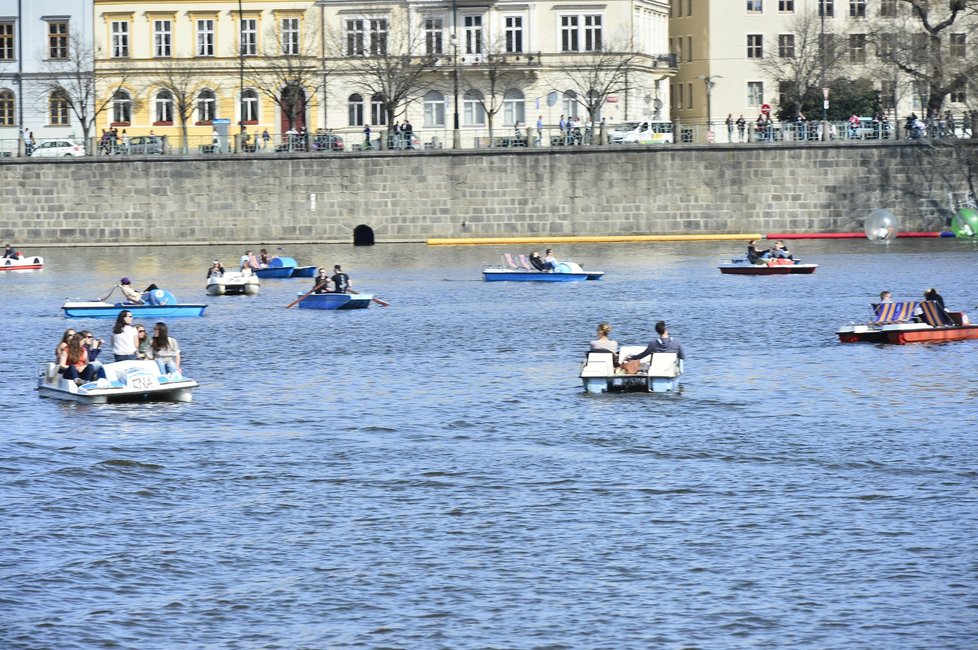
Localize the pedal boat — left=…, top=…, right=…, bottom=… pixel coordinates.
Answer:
left=580, top=346, right=683, bottom=394
left=63, top=289, right=206, bottom=318
left=483, top=261, right=603, bottom=282
left=206, top=271, right=260, bottom=296
left=37, top=359, right=198, bottom=404
left=837, top=300, right=978, bottom=344
left=719, top=258, right=817, bottom=275
left=296, top=292, right=373, bottom=310
left=1, top=254, right=44, bottom=271
left=254, top=257, right=316, bottom=279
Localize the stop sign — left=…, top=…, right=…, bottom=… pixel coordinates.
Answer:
left=761, top=103, right=772, bottom=115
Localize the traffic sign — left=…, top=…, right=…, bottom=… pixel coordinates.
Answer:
left=706, top=131, right=715, bottom=143
left=761, top=103, right=771, bottom=115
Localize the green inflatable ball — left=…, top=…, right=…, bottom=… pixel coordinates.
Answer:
left=951, top=207, right=978, bottom=238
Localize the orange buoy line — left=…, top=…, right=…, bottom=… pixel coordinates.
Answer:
left=766, top=232, right=954, bottom=239
left=426, top=234, right=763, bottom=246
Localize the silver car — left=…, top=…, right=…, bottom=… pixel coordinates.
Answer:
left=126, top=135, right=164, bottom=155
left=30, top=140, right=86, bottom=157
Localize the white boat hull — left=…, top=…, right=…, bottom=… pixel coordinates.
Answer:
left=36, top=360, right=198, bottom=404
left=206, top=272, right=261, bottom=296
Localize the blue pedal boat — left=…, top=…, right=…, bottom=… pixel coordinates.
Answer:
left=297, top=292, right=373, bottom=310
left=254, top=257, right=316, bottom=279
left=483, top=261, right=603, bottom=282
left=62, top=289, right=206, bottom=318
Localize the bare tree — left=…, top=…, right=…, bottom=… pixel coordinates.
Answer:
left=864, top=0, right=978, bottom=118
left=755, top=10, right=847, bottom=120
left=458, top=40, right=533, bottom=142
left=146, top=58, right=219, bottom=153
left=327, top=13, right=439, bottom=135
left=246, top=23, right=324, bottom=132
left=550, top=36, right=639, bottom=124
left=40, top=34, right=132, bottom=144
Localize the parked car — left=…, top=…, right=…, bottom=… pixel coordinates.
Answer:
left=126, top=135, right=165, bottom=155
left=312, top=132, right=344, bottom=152
left=30, top=140, right=86, bottom=157
left=611, top=119, right=673, bottom=144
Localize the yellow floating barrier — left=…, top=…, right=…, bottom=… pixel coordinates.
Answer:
left=426, top=234, right=763, bottom=246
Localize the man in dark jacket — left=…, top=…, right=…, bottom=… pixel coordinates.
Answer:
left=626, top=321, right=685, bottom=362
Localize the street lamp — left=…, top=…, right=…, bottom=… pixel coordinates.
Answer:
left=451, top=0, right=460, bottom=149
left=697, top=74, right=720, bottom=136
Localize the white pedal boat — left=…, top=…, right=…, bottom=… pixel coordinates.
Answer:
left=206, top=272, right=261, bottom=296
left=1, top=254, right=43, bottom=271
left=37, top=359, right=198, bottom=404
left=580, top=346, right=683, bottom=394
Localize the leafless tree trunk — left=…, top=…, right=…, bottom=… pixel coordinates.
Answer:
left=247, top=23, right=325, bottom=133
left=550, top=37, right=639, bottom=125
left=458, top=40, right=533, bottom=143
left=147, top=59, right=220, bottom=153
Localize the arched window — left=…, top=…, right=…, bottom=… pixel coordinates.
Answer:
left=502, top=89, right=524, bottom=126
left=423, top=90, right=445, bottom=128
left=0, top=89, right=16, bottom=126
left=49, top=90, right=70, bottom=126
left=197, top=89, right=216, bottom=123
left=112, top=89, right=131, bottom=124
left=155, top=89, right=173, bottom=123
left=463, top=89, right=485, bottom=126
left=348, top=93, right=364, bottom=126
left=370, top=93, right=386, bottom=125
left=562, top=90, right=578, bottom=119
left=241, top=88, right=258, bottom=123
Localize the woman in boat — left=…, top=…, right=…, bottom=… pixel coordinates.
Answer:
left=135, top=324, right=151, bottom=359
left=239, top=259, right=254, bottom=276
left=746, top=240, right=771, bottom=264
left=55, top=328, right=75, bottom=362
left=259, top=249, right=274, bottom=267
left=147, top=322, right=181, bottom=375
left=924, top=288, right=946, bottom=311
left=529, top=252, right=546, bottom=271
left=589, top=322, right=620, bottom=366
left=543, top=249, right=558, bottom=271
left=59, top=332, right=106, bottom=384
left=110, top=310, right=140, bottom=361
left=206, top=260, right=224, bottom=279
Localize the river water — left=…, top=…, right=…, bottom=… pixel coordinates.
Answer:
left=2, top=239, right=977, bottom=649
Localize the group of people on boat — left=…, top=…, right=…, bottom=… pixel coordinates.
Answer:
left=528, top=249, right=559, bottom=271
left=312, top=265, right=351, bottom=294
left=239, top=248, right=276, bottom=271
left=588, top=320, right=686, bottom=373
left=746, top=240, right=793, bottom=264
left=54, top=312, right=181, bottom=384
left=99, top=277, right=159, bottom=305
left=873, top=287, right=954, bottom=324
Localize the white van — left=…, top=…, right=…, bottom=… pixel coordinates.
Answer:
left=611, top=119, right=674, bottom=144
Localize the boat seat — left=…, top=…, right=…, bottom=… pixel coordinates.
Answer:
left=919, top=300, right=954, bottom=327
left=518, top=254, right=534, bottom=271
left=503, top=253, right=520, bottom=269
left=873, top=301, right=917, bottom=324
left=581, top=352, right=615, bottom=377
left=647, top=353, right=680, bottom=377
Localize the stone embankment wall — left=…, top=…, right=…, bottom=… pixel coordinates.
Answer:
left=0, top=142, right=969, bottom=245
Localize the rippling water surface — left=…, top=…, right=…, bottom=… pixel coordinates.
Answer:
left=2, top=239, right=978, bottom=649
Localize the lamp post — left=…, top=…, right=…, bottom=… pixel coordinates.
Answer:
left=697, top=74, right=720, bottom=138
left=451, top=0, right=460, bottom=148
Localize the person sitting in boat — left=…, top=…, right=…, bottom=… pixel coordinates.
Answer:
left=239, top=260, right=254, bottom=276
left=625, top=321, right=686, bottom=363
left=110, top=310, right=140, bottom=361
left=589, top=322, right=620, bottom=367
left=330, top=264, right=350, bottom=293
left=81, top=330, right=105, bottom=375
left=240, top=250, right=260, bottom=270
left=55, top=328, right=75, bottom=362
left=543, top=248, right=558, bottom=271
left=529, top=251, right=547, bottom=271
left=258, top=248, right=275, bottom=267
left=3, top=243, right=17, bottom=259
left=770, top=240, right=793, bottom=260
left=879, top=290, right=893, bottom=304
left=58, top=332, right=107, bottom=384
left=118, top=277, right=145, bottom=304
left=924, top=288, right=946, bottom=311
left=312, top=268, right=335, bottom=293
left=207, top=260, right=224, bottom=279
left=135, top=324, right=151, bottom=359
left=746, top=240, right=771, bottom=264
left=146, top=322, right=181, bottom=375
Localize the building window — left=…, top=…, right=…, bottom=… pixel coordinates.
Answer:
left=677, top=84, right=684, bottom=110
left=241, top=18, right=257, bottom=56
left=423, top=90, right=445, bottom=127
left=0, top=23, right=13, bottom=60
left=779, top=34, right=795, bottom=58
left=747, top=1, right=763, bottom=13
left=282, top=18, right=299, bottom=55
left=676, top=38, right=683, bottom=64
left=502, top=89, right=525, bottom=126
left=154, top=20, right=171, bottom=57
left=154, top=90, right=173, bottom=123
left=850, top=1, right=866, bottom=18
left=687, top=82, right=693, bottom=109
left=819, top=0, right=834, bottom=17
left=49, top=21, right=69, bottom=59
left=464, top=15, right=482, bottom=55
left=686, top=35, right=692, bottom=62
left=880, top=80, right=896, bottom=108
left=747, top=34, right=763, bottom=58
left=912, top=33, right=927, bottom=62
left=561, top=14, right=602, bottom=52
left=346, top=19, right=364, bottom=56
left=347, top=94, right=364, bottom=126
left=198, top=89, right=215, bottom=122
left=197, top=19, right=214, bottom=56
left=950, top=81, right=966, bottom=104
left=747, top=81, right=764, bottom=107
left=505, top=16, right=523, bottom=54
left=561, top=16, right=579, bottom=52
left=241, top=89, right=258, bottom=122
left=562, top=90, right=578, bottom=118
left=584, top=15, right=602, bottom=51
left=0, top=89, right=13, bottom=125
left=463, top=90, right=485, bottom=126
left=779, top=0, right=794, bottom=11
left=849, top=34, right=866, bottom=63
left=425, top=18, right=443, bottom=55
left=370, top=19, right=388, bottom=56
left=370, top=93, right=386, bottom=125
left=778, top=81, right=791, bottom=108
left=112, top=90, right=131, bottom=123
left=49, top=91, right=70, bottom=125
left=880, top=0, right=897, bottom=17
left=950, top=33, right=966, bottom=59
left=878, top=33, right=895, bottom=58
left=111, top=21, right=129, bottom=58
